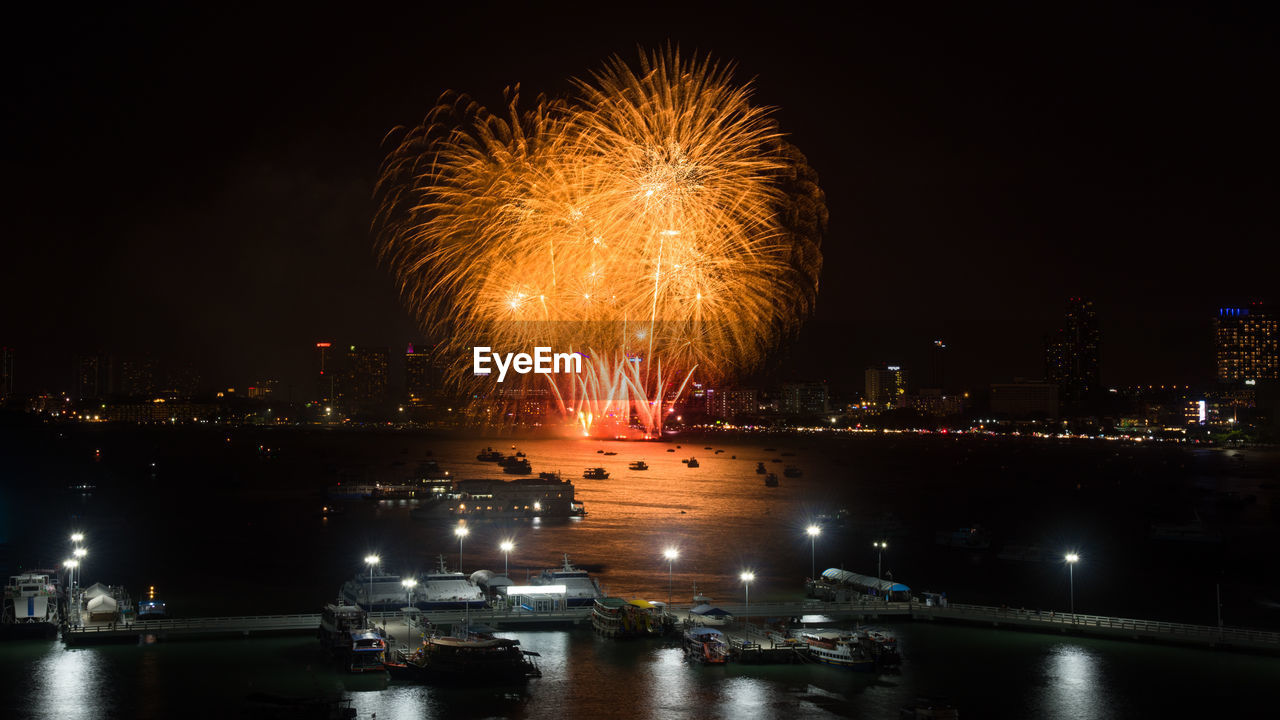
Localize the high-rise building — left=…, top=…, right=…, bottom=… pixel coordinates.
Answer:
left=345, top=346, right=389, bottom=408
left=162, top=364, right=201, bottom=399
left=1044, top=297, right=1101, bottom=405
left=76, top=352, right=113, bottom=400
left=0, top=346, right=13, bottom=402
left=781, top=382, right=828, bottom=416
left=991, top=379, right=1060, bottom=419
left=405, top=343, right=436, bottom=406
left=315, top=342, right=336, bottom=403
left=710, top=388, right=758, bottom=420
left=247, top=380, right=278, bottom=399
left=865, top=365, right=907, bottom=409
left=931, top=340, right=947, bottom=389
left=120, top=357, right=158, bottom=398
left=1215, top=305, right=1277, bottom=383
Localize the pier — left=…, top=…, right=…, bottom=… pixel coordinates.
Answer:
left=62, top=614, right=321, bottom=646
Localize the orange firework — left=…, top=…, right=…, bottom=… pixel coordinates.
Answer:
left=375, top=47, right=826, bottom=433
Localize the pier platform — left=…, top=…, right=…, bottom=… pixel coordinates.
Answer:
left=62, top=614, right=321, bottom=646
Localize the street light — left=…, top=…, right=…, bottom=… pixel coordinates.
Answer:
left=806, top=525, right=821, bottom=580
left=740, top=571, right=755, bottom=623
left=663, top=548, right=679, bottom=606
left=73, top=547, right=87, bottom=590
left=873, top=541, right=888, bottom=600
left=63, top=559, right=79, bottom=624
left=500, top=540, right=514, bottom=577
left=455, top=525, right=470, bottom=573
left=1065, top=553, right=1079, bottom=615
left=401, top=577, right=417, bottom=609
left=70, top=533, right=84, bottom=544
left=364, top=554, right=380, bottom=611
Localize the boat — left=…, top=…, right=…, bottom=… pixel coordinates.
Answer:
left=756, top=462, right=767, bottom=474
left=532, top=554, right=605, bottom=607
left=764, top=447, right=776, bottom=451
left=685, top=458, right=699, bottom=468
left=602, top=451, right=618, bottom=456
left=684, top=626, right=730, bottom=664
left=934, top=526, right=992, bottom=550
left=410, top=477, right=585, bottom=521
left=340, top=557, right=485, bottom=611
left=783, top=466, right=802, bottom=478
left=666, top=448, right=676, bottom=453
left=796, top=629, right=876, bottom=671
left=714, top=449, right=724, bottom=454
left=2, top=571, right=61, bottom=638
left=628, top=460, right=649, bottom=470
left=318, top=601, right=387, bottom=672
left=781, top=451, right=796, bottom=457
left=390, top=625, right=540, bottom=683
left=538, top=471, right=562, bottom=481
left=502, top=458, right=532, bottom=475
left=591, top=597, right=673, bottom=638
left=764, top=473, right=779, bottom=487
left=476, top=447, right=504, bottom=462
left=514, top=450, right=526, bottom=458
left=858, top=627, right=901, bottom=668
left=583, top=467, right=610, bottom=479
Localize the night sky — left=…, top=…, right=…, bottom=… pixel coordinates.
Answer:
left=4, top=4, right=1276, bottom=395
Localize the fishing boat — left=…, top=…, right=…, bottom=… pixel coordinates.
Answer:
left=583, top=467, right=610, bottom=479
left=532, top=554, right=605, bottom=607
left=476, top=447, right=504, bottom=462
left=318, top=601, right=387, bottom=673
left=858, top=628, right=901, bottom=668
left=764, top=473, right=779, bottom=487
left=591, top=597, right=673, bottom=638
left=602, top=451, right=618, bottom=456
left=756, top=462, right=767, bottom=474
left=628, top=460, right=649, bottom=470
left=2, top=571, right=61, bottom=638
left=685, top=458, right=699, bottom=468
left=796, top=629, right=876, bottom=671
left=684, top=626, right=730, bottom=664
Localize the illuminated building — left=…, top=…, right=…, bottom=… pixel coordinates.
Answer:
left=1044, top=297, right=1101, bottom=405
left=247, top=380, right=278, bottom=399
left=990, top=379, right=1059, bottom=419
left=710, top=388, right=759, bottom=421
left=898, top=388, right=964, bottom=417
left=76, top=352, right=113, bottom=401
left=781, top=382, right=828, bottom=416
left=865, top=365, right=907, bottom=409
left=315, top=342, right=335, bottom=403
left=120, top=357, right=157, bottom=398
left=344, top=346, right=389, bottom=408
left=0, top=346, right=13, bottom=402
left=405, top=343, right=436, bottom=406
left=1215, top=305, right=1277, bottom=383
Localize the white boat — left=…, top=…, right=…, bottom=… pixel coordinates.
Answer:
left=2, top=572, right=61, bottom=637
left=532, top=554, right=605, bottom=607
left=339, top=556, right=485, bottom=612
left=796, top=629, right=876, bottom=671
left=318, top=601, right=387, bottom=672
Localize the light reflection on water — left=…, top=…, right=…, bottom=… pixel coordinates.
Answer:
left=1043, top=644, right=1107, bottom=720
left=32, top=646, right=105, bottom=720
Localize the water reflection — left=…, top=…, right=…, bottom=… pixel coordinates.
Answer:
left=1041, top=644, right=1105, bottom=719
left=33, top=646, right=105, bottom=720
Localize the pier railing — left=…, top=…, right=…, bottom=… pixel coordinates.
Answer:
left=64, top=614, right=320, bottom=635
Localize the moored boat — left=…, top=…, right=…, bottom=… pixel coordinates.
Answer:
left=318, top=601, right=387, bottom=672
left=796, top=629, right=876, bottom=671
left=2, top=572, right=61, bottom=638
left=684, top=626, right=730, bottom=664
left=532, top=554, right=605, bottom=607
left=628, top=460, right=649, bottom=470
left=764, top=473, right=779, bottom=487
left=591, top=597, right=672, bottom=638
left=390, top=626, right=540, bottom=683
left=583, top=467, right=610, bottom=479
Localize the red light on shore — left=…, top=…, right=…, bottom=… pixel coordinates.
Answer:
left=316, top=342, right=331, bottom=348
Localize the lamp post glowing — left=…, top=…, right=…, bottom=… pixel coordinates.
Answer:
left=740, top=571, right=755, bottom=623
left=663, top=548, right=678, bottom=606
left=873, top=541, right=888, bottom=601
left=73, top=547, right=87, bottom=591
left=401, top=577, right=417, bottom=609
left=63, top=559, right=79, bottom=625
left=364, top=554, right=380, bottom=611
left=806, top=525, right=821, bottom=580
left=500, top=540, right=514, bottom=577
left=455, top=525, right=469, bottom=573
left=1065, top=553, right=1079, bottom=615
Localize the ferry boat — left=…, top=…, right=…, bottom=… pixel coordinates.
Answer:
left=390, top=626, right=540, bottom=683
left=684, top=626, right=730, bottom=664
left=628, top=460, right=649, bottom=470
left=591, top=597, right=672, bottom=638
left=2, top=572, right=61, bottom=638
left=410, top=477, right=585, bottom=521
left=318, top=602, right=387, bottom=672
left=476, top=447, right=504, bottom=462
left=764, top=473, right=779, bottom=487
left=339, top=558, right=485, bottom=612
left=796, top=630, right=876, bottom=671
left=783, top=466, right=802, bottom=478
left=583, top=467, right=610, bottom=479
left=532, top=554, right=605, bottom=607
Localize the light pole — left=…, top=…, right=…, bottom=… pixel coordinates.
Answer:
left=663, top=548, right=679, bottom=607
left=63, top=559, right=78, bottom=625
left=454, top=525, right=469, bottom=573
left=73, top=547, right=87, bottom=591
left=364, top=554, right=380, bottom=611
left=740, top=571, right=754, bottom=624
left=806, top=525, right=821, bottom=581
left=70, top=533, right=85, bottom=590
left=500, top=540, right=514, bottom=577
left=1065, top=553, right=1079, bottom=616
left=873, top=541, right=888, bottom=601
left=401, top=577, right=417, bottom=609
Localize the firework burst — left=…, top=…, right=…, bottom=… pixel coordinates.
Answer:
left=376, top=47, right=826, bottom=435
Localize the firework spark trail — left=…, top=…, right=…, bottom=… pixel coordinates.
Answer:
left=375, top=47, right=826, bottom=435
